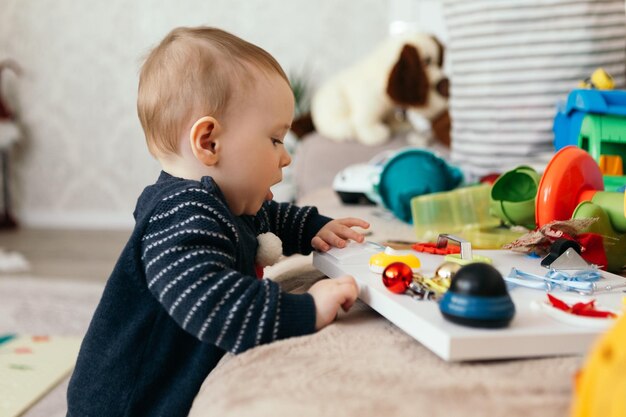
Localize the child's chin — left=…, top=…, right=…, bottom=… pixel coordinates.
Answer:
left=245, top=201, right=264, bottom=215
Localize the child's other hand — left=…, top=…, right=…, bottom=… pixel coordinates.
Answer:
left=312, top=217, right=370, bottom=252
left=308, top=276, right=359, bottom=330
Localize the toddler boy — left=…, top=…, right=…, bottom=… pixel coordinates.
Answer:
left=66, top=26, right=368, bottom=416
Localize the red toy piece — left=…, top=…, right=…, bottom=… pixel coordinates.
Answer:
left=479, top=173, right=501, bottom=185
left=412, top=242, right=461, bottom=255
left=547, top=294, right=617, bottom=318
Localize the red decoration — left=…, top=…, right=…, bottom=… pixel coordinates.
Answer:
left=479, top=173, right=501, bottom=184
left=576, top=233, right=608, bottom=270
left=547, top=294, right=617, bottom=318
left=254, top=264, right=264, bottom=280
left=412, top=242, right=460, bottom=255
left=382, top=262, right=414, bottom=294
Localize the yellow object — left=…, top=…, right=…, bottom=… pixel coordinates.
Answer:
left=444, top=253, right=492, bottom=266
left=598, top=155, right=624, bottom=176
left=369, top=247, right=421, bottom=273
left=460, top=227, right=525, bottom=249
left=411, top=184, right=524, bottom=249
left=571, top=312, right=626, bottom=417
left=419, top=276, right=449, bottom=294
left=579, top=68, right=615, bottom=90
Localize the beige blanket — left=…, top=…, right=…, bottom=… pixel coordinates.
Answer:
left=0, top=189, right=584, bottom=416
left=189, top=255, right=580, bottom=417
left=189, top=189, right=583, bottom=417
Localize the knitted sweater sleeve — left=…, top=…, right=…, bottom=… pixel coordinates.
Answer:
left=140, top=186, right=316, bottom=353
left=256, top=200, right=332, bottom=256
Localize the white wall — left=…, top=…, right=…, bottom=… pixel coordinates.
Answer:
left=0, top=0, right=445, bottom=229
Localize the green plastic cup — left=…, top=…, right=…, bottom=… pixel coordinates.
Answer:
left=489, top=166, right=539, bottom=229
left=590, top=191, right=626, bottom=233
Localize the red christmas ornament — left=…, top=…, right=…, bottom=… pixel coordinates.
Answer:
left=382, top=262, right=414, bottom=294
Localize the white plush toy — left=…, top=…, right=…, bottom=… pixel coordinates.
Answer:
left=254, top=232, right=283, bottom=278
left=311, top=33, right=449, bottom=146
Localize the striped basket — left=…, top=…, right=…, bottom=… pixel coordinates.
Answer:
left=442, top=0, right=626, bottom=180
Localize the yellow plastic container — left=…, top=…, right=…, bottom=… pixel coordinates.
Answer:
left=411, top=184, right=524, bottom=249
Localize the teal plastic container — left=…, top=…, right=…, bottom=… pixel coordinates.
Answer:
left=376, top=149, right=463, bottom=223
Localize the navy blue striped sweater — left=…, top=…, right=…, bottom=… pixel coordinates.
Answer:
left=67, top=172, right=331, bottom=417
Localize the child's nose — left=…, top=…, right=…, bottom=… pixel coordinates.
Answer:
left=280, top=147, right=292, bottom=167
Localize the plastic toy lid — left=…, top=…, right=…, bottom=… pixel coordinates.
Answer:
left=536, top=146, right=604, bottom=227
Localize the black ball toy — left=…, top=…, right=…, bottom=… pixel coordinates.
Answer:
left=439, top=262, right=515, bottom=328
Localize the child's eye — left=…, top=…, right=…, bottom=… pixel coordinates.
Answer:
left=271, top=138, right=284, bottom=146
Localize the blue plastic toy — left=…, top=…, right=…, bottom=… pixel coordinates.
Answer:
left=553, top=89, right=626, bottom=191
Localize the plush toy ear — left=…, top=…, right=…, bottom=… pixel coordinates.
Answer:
left=386, top=44, right=429, bottom=107
left=431, top=109, right=451, bottom=147
left=430, top=36, right=445, bottom=67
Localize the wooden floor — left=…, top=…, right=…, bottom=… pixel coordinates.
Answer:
left=0, top=227, right=131, bottom=282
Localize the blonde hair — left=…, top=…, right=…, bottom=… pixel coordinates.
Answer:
left=137, top=26, right=289, bottom=156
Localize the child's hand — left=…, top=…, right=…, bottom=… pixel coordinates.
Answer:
left=308, top=276, right=359, bottom=330
left=312, top=217, right=370, bottom=252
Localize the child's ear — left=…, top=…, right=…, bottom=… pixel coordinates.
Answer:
left=189, top=116, right=221, bottom=166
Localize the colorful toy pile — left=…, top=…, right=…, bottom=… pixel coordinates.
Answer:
left=369, top=234, right=516, bottom=329
left=493, top=146, right=626, bottom=273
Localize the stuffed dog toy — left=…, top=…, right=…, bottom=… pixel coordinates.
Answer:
left=311, top=33, right=449, bottom=146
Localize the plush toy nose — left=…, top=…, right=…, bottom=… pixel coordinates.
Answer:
left=436, top=78, right=449, bottom=98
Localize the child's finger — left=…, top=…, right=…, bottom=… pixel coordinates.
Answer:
left=316, top=229, right=347, bottom=248
left=339, top=289, right=358, bottom=312
left=334, top=226, right=366, bottom=243
left=334, top=275, right=357, bottom=286
left=336, top=276, right=359, bottom=300
left=341, top=299, right=355, bottom=312
left=337, top=218, right=370, bottom=229
left=322, top=226, right=364, bottom=246
left=311, top=236, right=330, bottom=252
